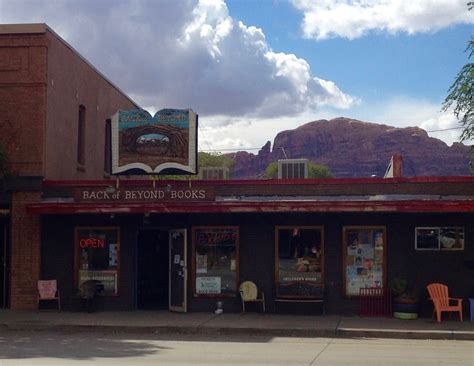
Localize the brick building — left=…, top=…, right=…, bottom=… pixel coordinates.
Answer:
left=0, top=24, right=138, bottom=309
left=1, top=24, right=473, bottom=316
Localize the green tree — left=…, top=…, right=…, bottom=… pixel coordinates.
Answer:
left=264, top=161, right=333, bottom=179
left=197, top=151, right=235, bottom=170
left=442, top=36, right=473, bottom=142
left=308, top=163, right=333, bottom=178
left=264, top=162, right=278, bottom=179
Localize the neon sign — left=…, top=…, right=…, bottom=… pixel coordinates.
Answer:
left=79, top=238, right=105, bottom=249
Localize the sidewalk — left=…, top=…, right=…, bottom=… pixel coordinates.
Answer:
left=0, top=310, right=472, bottom=340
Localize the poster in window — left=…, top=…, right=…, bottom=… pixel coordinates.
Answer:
left=276, top=227, right=324, bottom=298
left=76, top=227, right=119, bottom=296
left=196, top=276, right=221, bottom=294
left=196, top=254, right=208, bottom=274
left=193, top=227, right=239, bottom=296
left=344, top=227, right=385, bottom=296
left=109, top=244, right=118, bottom=267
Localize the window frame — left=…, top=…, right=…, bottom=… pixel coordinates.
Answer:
left=342, top=226, right=387, bottom=298
left=415, top=226, right=465, bottom=251
left=104, top=118, right=112, bottom=175
left=191, top=226, right=240, bottom=298
left=77, top=105, right=86, bottom=168
left=275, top=225, right=325, bottom=299
left=74, top=226, right=120, bottom=297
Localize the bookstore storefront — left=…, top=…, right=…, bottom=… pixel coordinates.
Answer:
left=28, top=178, right=474, bottom=315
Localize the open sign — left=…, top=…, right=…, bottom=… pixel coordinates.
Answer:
left=79, top=238, right=105, bottom=249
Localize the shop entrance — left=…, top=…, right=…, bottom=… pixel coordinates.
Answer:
left=136, top=228, right=187, bottom=311
left=0, top=216, right=8, bottom=309
left=136, top=229, right=169, bottom=309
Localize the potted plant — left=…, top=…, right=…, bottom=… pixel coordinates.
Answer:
left=389, top=278, right=419, bottom=319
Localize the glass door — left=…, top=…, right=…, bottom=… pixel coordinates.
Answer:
left=169, top=229, right=187, bottom=312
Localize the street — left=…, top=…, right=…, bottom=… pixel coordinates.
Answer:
left=0, top=330, right=472, bottom=365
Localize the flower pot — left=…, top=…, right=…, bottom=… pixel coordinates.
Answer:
left=394, top=311, right=418, bottom=320
left=393, top=302, right=419, bottom=313
left=393, top=298, right=419, bottom=319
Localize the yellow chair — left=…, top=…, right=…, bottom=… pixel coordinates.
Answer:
left=427, top=283, right=463, bottom=322
left=239, top=281, right=265, bottom=313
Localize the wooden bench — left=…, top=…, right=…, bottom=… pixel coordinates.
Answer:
left=275, top=283, right=325, bottom=314
left=275, top=297, right=325, bottom=315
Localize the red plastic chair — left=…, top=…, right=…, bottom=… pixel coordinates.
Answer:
left=38, top=280, right=61, bottom=312
left=426, top=283, right=462, bottom=322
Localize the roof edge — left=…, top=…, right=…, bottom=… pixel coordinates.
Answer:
left=42, top=176, right=474, bottom=187
left=44, top=25, right=141, bottom=109
left=0, top=23, right=140, bottom=109
left=0, top=23, right=47, bottom=34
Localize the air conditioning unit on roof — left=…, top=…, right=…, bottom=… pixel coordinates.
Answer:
left=278, top=159, right=309, bottom=179
left=199, top=167, right=230, bottom=180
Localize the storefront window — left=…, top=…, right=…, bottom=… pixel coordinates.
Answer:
left=343, top=226, right=386, bottom=297
left=415, top=227, right=464, bottom=250
left=75, top=227, right=120, bottom=296
left=275, top=226, right=324, bottom=298
left=192, top=227, right=239, bottom=297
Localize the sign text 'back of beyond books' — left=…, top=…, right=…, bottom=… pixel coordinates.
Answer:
left=111, top=108, right=197, bottom=175
left=76, top=187, right=215, bottom=202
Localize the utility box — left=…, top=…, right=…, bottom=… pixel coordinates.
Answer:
left=278, top=159, right=309, bottom=179
left=199, top=167, right=230, bottom=180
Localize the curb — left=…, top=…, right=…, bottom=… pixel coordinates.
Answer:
left=336, top=327, right=474, bottom=341
left=1, top=323, right=473, bottom=340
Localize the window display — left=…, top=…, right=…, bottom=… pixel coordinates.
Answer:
left=415, top=227, right=464, bottom=250
left=275, top=227, right=324, bottom=298
left=343, top=227, right=386, bottom=297
left=192, top=227, right=239, bottom=296
left=75, top=227, right=120, bottom=296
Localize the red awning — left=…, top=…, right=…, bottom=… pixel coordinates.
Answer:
left=26, top=200, right=474, bottom=214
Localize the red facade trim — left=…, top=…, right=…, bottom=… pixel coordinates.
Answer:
left=42, top=176, right=474, bottom=188
left=27, top=200, right=474, bottom=214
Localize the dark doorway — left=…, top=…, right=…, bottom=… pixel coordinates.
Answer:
left=0, top=217, right=8, bottom=309
left=137, top=229, right=169, bottom=309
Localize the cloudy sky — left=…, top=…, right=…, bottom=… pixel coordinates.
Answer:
left=0, top=0, right=472, bottom=152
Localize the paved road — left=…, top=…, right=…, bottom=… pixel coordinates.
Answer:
left=0, top=330, right=472, bottom=365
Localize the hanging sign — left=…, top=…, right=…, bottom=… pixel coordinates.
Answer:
left=111, top=108, right=197, bottom=175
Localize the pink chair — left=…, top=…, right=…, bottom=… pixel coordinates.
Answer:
left=37, top=280, right=61, bottom=312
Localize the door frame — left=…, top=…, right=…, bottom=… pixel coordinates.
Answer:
left=169, top=229, right=187, bottom=312
left=1, top=220, right=7, bottom=309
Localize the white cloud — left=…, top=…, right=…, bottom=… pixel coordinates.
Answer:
left=291, top=0, right=473, bottom=40
left=198, top=97, right=468, bottom=154
left=198, top=113, right=316, bottom=152
left=0, top=0, right=355, bottom=118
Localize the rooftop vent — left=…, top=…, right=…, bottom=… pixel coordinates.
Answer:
left=383, top=155, right=403, bottom=178
left=199, top=167, right=230, bottom=180
left=278, top=159, right=309, bottom=179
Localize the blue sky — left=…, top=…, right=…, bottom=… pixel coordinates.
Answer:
left=227, top=0, right=471, bottom=103
left=1, top=0, right=472, bottom=150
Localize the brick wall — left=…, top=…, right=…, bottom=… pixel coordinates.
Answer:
left=0, top=33, right=47, bottom=176
left=10, top=191, right=41, bottom=309
left=45, top=29, right=138, bottom=180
